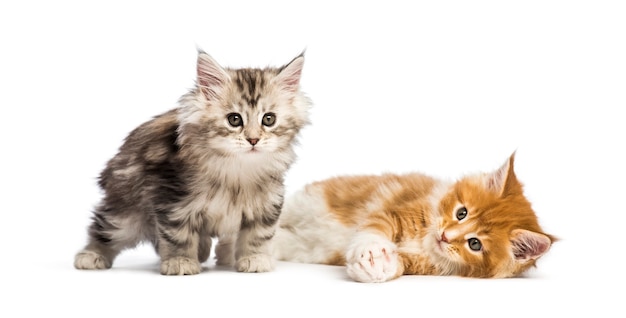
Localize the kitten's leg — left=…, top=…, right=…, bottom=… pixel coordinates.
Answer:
left=235, top=226, right=276, bottom=272
left=215, top=234, right=236, bottom=266
left=345, top=232, right=404, bottom=283
left=234, top=207, right=281, bottom=273
left=197, top=235, right=212, bottom=264
left=156, top=208, right=202, bottom=275
left=74, top=211, right=136, bottom=270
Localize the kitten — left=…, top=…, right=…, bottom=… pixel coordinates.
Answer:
left=273, top=153, right=555, bottom=282
left=74, top=50, right=311, bottom=275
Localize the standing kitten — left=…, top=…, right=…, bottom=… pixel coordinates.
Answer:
left=274, top=153, right=555, bottom=282
left=74, top=50, right=311, bottom=275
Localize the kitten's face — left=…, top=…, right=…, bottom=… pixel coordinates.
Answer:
left=208, top=69, right=306, bottom=156
left=429, top=155, right=553, bottom=278
left=178, top=52, right=310, bottom=160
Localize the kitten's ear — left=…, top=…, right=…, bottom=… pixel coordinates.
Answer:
left=275, top=53, right=305, bottom=93
left=486, top=152, right=521, bottom=196
left=197, top=51, right=230, bottom=101
left=510, top=229, right=552, bottom=262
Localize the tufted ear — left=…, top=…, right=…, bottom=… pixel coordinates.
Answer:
left=197, top=51, right=230, bottom=101
left=275, top=52, right=305, bottom=93
left=486, top=152, right=521, bottom=197
left=510, top=229, right=552, bottom=262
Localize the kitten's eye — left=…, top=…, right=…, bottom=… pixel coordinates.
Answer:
left=227, top=113, right=243, bottom=127
left=468, top=238, right=482, bottom=251
left=456, top=207, right=468, bottom=220
left=262, top=113, right=276, bottom=127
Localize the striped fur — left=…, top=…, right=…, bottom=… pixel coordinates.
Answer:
left=74, top=51, right=311, bottom=275
left=273, top=153, right=556, bottom=282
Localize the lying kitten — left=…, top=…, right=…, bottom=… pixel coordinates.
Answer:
left=274, top=153, right=555, bottom=282
left=75, top=50, right=311, bottom=275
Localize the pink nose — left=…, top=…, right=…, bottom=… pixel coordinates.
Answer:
left=247, top=138, right=259, bottom=146
left=441, top=232, right=449, bottom=243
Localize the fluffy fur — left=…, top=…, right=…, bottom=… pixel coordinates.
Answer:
left=274, top=153, right=555, bottom=282
left=74, top=50, right=311, bottom=275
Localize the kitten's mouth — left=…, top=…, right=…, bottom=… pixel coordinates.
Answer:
left=437, top=241, right=444, bottom=252
left=435, top=231, right=448, bottom=253
left=435, top=237, right=447, bottom=253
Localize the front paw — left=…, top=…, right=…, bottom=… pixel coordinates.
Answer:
left=160, top=257, right=201, bottom=275
left=346, top=240, right=400, bottom=283
left=236, top=254, right=274, bottom=273
left=74, top=250, right=112, bottom=270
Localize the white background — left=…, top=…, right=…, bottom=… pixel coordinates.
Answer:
left=1, top=1, right=624, bottom=317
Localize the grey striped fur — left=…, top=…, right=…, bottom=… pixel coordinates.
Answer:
left=74, top=51, right=311, bottom=275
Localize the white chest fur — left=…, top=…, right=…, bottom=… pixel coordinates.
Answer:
left=173, top=154, right=287, bottom=238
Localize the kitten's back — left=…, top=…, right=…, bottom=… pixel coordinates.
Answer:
left=275, top=173, right=438, bottom=265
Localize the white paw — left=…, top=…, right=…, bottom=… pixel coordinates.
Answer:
left=346, top=238, right=399, bottom=283
left=160, top=257, right=201, bottom=275
left=236, top=254, right=274, bottom=273
left=74, top=250, right=111, bottom=270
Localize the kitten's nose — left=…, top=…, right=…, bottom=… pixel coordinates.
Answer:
left=440, top=232, right=449, bottom=243
left=247, top=138, right=259, bottom=146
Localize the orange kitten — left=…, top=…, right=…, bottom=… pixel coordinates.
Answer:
left=273, top=153, right=555, bottom=282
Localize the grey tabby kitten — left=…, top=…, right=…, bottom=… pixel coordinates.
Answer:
left=74, top=50, right=311, bottom=275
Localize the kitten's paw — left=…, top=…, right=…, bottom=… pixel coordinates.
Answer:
left=160, top=257, right=201, bottom=275
left=346, top=240, right=399, bottom=283
left=236, top=254, right=274, bottom=273
left=74, top=250, right=111, bottom=270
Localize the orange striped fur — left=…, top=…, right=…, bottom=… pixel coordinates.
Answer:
left=274, top=153, right=555, bottom=282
